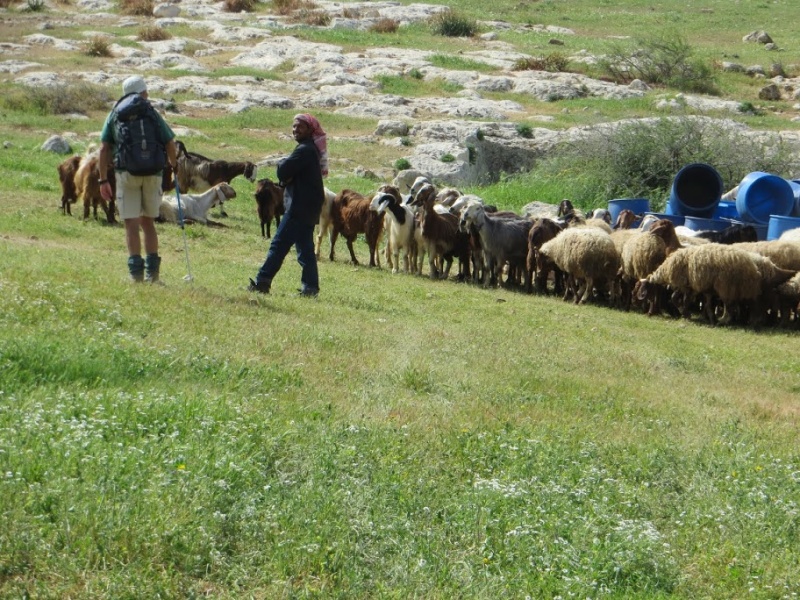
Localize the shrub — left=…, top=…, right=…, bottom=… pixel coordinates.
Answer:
left=400, top=137, right=412, bottom=147
left=440, top=153, right=455, bottom=163
left=369, top=18, right=398, bottom=34
left=599, top=33, right=718, bottom=94
left=394, top=158, right=411, bottom=171
left=119, top=0, right=154, bottom=16
left=429, top=9, right=478, bottom=37
left=138, top=25, right=172, bottom=41
left=341, top=7, right=359, bottom=18
left=516, top=123, right=533, bottom=138
left=272, top=0, right=316, bottom=16
left=292, top=9, right=330, bottom=26
left=1, top=82, right=115, bottom=115
left=85, top=36, right=112, bottom=57
left=223, top=0, right=255, bottom=12
left=26, top=0, right=45, bottom=11
left=513, top=53, right=570, bottom=73
left=532, top=117, right=800, bottom=209
left=408, top=68, right=423, bottom=80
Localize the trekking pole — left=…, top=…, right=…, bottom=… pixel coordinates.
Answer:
left=174, top=180, right=194, bottom=282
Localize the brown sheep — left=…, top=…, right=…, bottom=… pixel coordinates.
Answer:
left=329, top=189, right=384, bottom=267
left=526, top=217, right=563, bottom=294
left=74, top=152, right=117, bottom=223
left=412, top=184, right=470, bottom=280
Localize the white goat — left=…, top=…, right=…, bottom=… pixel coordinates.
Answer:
left=158, top=182, right=237, bottom=225
left=370, top=187, right=417, bottom=274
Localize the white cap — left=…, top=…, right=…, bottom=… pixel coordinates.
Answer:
left=122, top=75, right=147, bottom=95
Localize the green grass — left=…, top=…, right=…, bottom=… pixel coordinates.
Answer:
left=1, top=0, right=800, bottom=596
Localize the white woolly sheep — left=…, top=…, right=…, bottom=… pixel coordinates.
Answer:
left=538, top=227, right=620, bottom=304
left=732, top=240, right=800, bottom=271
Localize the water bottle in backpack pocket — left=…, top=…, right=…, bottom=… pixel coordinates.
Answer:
left=113, top=93, right=167, bottom=176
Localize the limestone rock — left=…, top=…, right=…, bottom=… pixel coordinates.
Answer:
left=153, top=3, right=180, bottom=17
left=41, top=135, right=71, bottom=154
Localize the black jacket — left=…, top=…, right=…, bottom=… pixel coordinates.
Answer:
left=277, top=138, right=325, bottom=227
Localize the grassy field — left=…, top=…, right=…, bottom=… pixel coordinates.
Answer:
left=1, top=0, right=800, bottom=597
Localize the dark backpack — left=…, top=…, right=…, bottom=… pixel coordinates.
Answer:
left=112, top=93, right=167, bottom=176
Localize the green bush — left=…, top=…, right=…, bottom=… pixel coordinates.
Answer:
left=599, top=33, right=718, bottom=95
left=516, top=123, right=533, bottom=138
left=529, top=117, right=800, bottom=210
left=440, top=153, right=455, bottom=163
left=429, top=9, right=478, bottom=37
left=85, top=35, right=112, bottom=57
left=394, top=158, right=411, bottom=171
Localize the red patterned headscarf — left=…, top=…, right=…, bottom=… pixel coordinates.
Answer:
left=294, top=113, right=328, bottom=177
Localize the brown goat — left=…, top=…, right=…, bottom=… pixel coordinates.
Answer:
left=57, top=155, right=82, bottom=215
left=75, top=153, right=117, bottom=223
left=413, top=184, right=470, bottom=280
left=175, top=140, right=257, bottom=217
left=329, top=189, right=384, bottom=267
left=526, top=217, right=564, bottom=293
left=253, top=178, right=285, bottom=238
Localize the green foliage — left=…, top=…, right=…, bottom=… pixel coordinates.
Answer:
left=408, top=67, right=424, bottom=80
left=516, top=123, right=533, bottom=138
left=25, top=0, right=45, bottom=11
left=400, top=136, right=412, bottom=147
left=0, top=82, right=114, bottom=115
left=600, top=32, right=718, bottom=94
left=429, top=9, right=479, bottom=37
left=440, top=152, right=455, bottom=163
left=394, top=157, right=411, bottom=170
left=376, top=74, right=463, bottom=97
left=530, top=117, right=800, bottom=210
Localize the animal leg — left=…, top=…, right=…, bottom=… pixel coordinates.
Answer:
left=346, top=237, right=360, bottom=265
left=328, top=230, right=339, bottom=262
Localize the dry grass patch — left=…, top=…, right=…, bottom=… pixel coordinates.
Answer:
left=138, top=25, right=172, bottom=41
left=271, top=0, right=317, bottom=16
left=369, top=18, right=399, bottom=34
left=291, top=9, right=330, bottom=26
left=223, top=0, right=255, bottom=12
left=0, top=0, right=14, bottom=7
left=119, top=0, right=153, bottom=16
left=341, top=6, right=359, bottom=18
left=84, top=35, right=112, bottom=57
left=513, top=53, right=570, bottom=72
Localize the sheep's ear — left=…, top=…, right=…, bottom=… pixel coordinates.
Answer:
left=636, top=280, right=649, bottom=301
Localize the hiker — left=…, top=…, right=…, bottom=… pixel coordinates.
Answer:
left=99, top=75, right=178, bottom=284
left=248, top=113, right=328, bottom=297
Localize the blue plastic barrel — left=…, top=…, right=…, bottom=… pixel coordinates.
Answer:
left=767, top=215, right=800, bottom=240
left=714, top=200, right=739, bottom=220
left=735, top=172, right=794, bottom=225
left=789, top=179, right=800, bottom=216
left=668, top=163, right=723, bottom=218
left=608, top=198, right=650, bottom=228
left=684, top=216, right=730, bottom=232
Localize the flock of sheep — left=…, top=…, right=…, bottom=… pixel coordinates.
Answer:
left=57, top=146, right=800, bottom=329
left=310, top=177, right=800, bottom=330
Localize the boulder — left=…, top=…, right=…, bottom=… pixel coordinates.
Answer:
left=41, top=135, right=71, bottom=154
left=153, top=3, right=180, bottom=18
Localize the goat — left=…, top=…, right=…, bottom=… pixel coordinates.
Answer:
left=459, top=203, right=532, bottom=288
left=370, top=185, right=417, bottom=274
left=74, top=151, right=117, bottom=224
left=695, top=223, right=758, bottom=244
left=57, top=155, right=82, bottom=216
left=175, top=140, right=257, bottom=217
left=412, top=183, right=470, bottom=280
left=253, top=178, right=285, bottom=238
left=315, top=187, right=337, bottom=260
left=158, top=182, right=237, bottom=225
left=329, top=189, right=384, bottom=267
left=526, top=217, right=564, bottom=294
